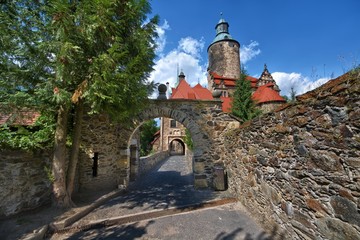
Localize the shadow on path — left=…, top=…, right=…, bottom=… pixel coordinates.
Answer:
left=74, top=155, right=229, bottom=225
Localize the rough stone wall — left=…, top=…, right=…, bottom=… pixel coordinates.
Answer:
left=79, top=114, right=127, bottom=191
left=259, top=101, right=285, bottom=114
left=139, top=151, right=169, bottom=176
left=0, top=150, right=52, bottom=217
left=222, top=72, right=360, bottom=239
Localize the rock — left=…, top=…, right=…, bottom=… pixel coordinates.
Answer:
left=305, top=198, right=329, bottom=215
left=339, top=188, right=356, bottom=202
left=315, top=114, right=333, bottom=128
left=316, top=217, right=360, bottom=240
left=296, top=144, right=309, bottom=157
left=309, top=149, right=343, bottom=171
left=281, top=200, right=294, bottom=217
left=324, top=106, right=348, bottom=125
left=330, top=196, right=360, bottom=226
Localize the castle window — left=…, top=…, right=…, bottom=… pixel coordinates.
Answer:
left=170, top=119, right=177, bottom=128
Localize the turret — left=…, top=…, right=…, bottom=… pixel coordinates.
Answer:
left=207, top=15, right=241, bottom=82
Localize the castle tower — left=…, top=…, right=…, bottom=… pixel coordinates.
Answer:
left=207, top=16, right=241, bottom=88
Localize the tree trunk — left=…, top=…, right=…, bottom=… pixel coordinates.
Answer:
left=52, top=103, right=72, bottom=208
left=66, top=99, right=84, bottom=199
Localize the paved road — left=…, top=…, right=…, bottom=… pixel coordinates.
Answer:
left=51, top=155, right=271, bottom=240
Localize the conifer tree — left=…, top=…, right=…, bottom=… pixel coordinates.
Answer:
left=1, top=0, right=158, bottom=208
left=231, top=70, right=261, bottom=122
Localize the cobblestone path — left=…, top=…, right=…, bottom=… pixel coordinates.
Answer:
left=73, top=155, right=230, bottom=226
left=51, top=155, right=271, bottom=240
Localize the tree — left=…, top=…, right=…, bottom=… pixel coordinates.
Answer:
left=140, top=119, right=159, bottom=156
left=231, top=70, right=261, bottom=122
left=290, top=86, right=297, bottom=102
left=0, top=0, right=158, bottom=208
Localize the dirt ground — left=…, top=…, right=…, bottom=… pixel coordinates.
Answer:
left=0, top=189, right=113, bottom=240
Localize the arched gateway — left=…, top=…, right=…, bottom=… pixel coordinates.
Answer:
left=77, top=98, right=240, bottom=192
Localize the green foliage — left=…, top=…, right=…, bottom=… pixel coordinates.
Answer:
left=140, top=119, right=159, bottom=156
left=44, top=165, right=55, bottom=183
left=184, top=129, right=193, bottom=151
left=0, top=113, right=55, bottom=150
left=231, top=70, right=261, bottom=123
left=0, top=0, right=159, bottom=149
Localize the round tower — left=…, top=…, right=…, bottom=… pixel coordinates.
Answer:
left=207, top=16, right=241, bottom=80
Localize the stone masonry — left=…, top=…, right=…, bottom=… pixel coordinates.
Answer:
left=77, top=98, right=240, bottom=192
left=221, top=72, right=360, bottom=239
left=120, top=99, right=240, bottom=189
left=0, top=150, right=52, bottom=217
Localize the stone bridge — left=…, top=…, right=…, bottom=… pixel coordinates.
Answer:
left=78, top=98, right=239, bottom=191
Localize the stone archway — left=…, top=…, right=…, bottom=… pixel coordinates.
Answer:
left=78, top=98, right=239, bottom=191
left=169, top=138, right=186, bottom=155
left=118, top=99, right=239, bottom=189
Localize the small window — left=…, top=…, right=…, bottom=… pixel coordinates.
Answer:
left=92, top=152, right=98, bottom=177
left=170, top=119, right=177, bottom=128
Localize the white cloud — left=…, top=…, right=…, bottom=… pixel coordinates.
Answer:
left=149, top=37, right=207, bottom=99
left=178, top=37, right=205, bottom=58
left=240, top=41, right=261, bottom=64
left=155, top=20, right=170, bottom=54
left=272, top=72, right=330, bottom=97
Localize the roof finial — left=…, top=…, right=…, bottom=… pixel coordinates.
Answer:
left=264, top=63, right=267, bottom=70
left=220, top=12, right=223, bottom=17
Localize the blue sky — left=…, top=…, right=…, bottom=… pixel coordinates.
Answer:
left=148, top=0, right=360, bottom=97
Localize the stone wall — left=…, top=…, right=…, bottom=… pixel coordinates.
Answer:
left=78, top=114, right=126, bottom=191
left=222, top=72, right=360, bottom=239
left=0, top=150, right=52, bottom=217
left=139, top=151, right=169, bottom=176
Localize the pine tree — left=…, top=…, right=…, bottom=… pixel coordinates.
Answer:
left=1, top=0, right=158, bottom=208
left=231, top=70, right=261, bottom=123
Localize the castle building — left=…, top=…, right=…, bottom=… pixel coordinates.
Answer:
left=152, top=72, right=213, bottom=155
left=152, top=16, right=286, bottom=153
left=207, top=16, right=286, bottom=112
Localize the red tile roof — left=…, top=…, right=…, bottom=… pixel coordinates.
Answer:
left=170, top=79, right=213, bottom=100
left=210, top=72, right=258, bottom=88
left=169, top=71, right=285, bottom=112
left=0, top=110, right=40, bottom=126
left=252, top=84, right=286, bottom=104
left=193, top=84, right=214, bottom=99
left=170, top=79, right=194, bottom=99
